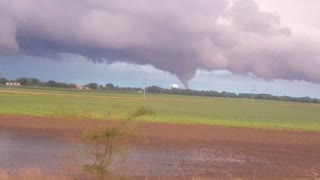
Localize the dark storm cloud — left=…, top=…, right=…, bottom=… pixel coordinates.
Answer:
left=0, top=0, right=319, bottom=88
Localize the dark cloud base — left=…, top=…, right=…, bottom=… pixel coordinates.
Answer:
left=0, top=0, right=319, bottom=88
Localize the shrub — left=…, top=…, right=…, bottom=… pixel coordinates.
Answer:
left=128, top=106, right=155, bottom=120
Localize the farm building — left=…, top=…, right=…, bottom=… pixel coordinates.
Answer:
left=6, top=82, right=20, bottom=86
left=75, top=84, right=83, bottom=89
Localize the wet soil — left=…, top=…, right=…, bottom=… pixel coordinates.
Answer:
left=0, top=115, right=319, bottom=179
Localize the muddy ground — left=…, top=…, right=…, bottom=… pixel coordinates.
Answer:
left=0, top=115, right=319, bottom=180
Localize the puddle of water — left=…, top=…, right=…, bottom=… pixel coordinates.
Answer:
left=0, top=130, right=82, bottom=174
left=0, top=130, right=263, bottom=177
left=112, top=147, right=261, bottom=177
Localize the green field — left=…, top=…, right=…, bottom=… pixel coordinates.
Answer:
left=1, top=86, right=320, bottom=131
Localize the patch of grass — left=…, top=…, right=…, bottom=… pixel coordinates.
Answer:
left=0, top=87, right=320, bottom=131
left=128, top=106, right=155, bottom=120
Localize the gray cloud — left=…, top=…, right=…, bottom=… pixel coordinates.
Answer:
left=231, top=0, right=291, bottom=35
left=0, top=14, right=18, bottom=53
left=0, top=0, right=319, bottom=88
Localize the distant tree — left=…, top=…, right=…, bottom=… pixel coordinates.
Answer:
left=86, top=83, right=99, bottom=90
left=5, top=76, right=320, bottom=104
left=45, top=80, right=76, bottom=88
left=105, top=83, right=115, bottom=89
left=29, top=78, right=41, bottom=85
left=146, top=86, right=163, bottom=93
left=68, top=83, right=77, bottom=88
left=16, top=78, right=29, bottom=86
left=0, top=78, right=8, bottom=84
left=46, top=80, right=57, bottom=87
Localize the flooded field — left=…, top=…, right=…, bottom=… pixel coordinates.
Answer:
left=1, top=116, right=320, bottom=179
left=118, top=147, right=265, bottom=177
left=0, top=129, right=264, bottom=178
left=0, top=130, right=82, bottom=174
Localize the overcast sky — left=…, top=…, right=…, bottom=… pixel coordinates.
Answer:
left=1, top=0, right=320, bottom=97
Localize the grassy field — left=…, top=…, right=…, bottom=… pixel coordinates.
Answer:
left=1, top=86, right=320, bottom=131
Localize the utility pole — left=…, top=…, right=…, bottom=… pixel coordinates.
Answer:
left=143, top=78, right=147, bottom=99
left=251, top=82, right=256, bottom=104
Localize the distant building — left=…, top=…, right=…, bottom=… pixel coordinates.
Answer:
left=171, top=84, right=179, bottom=89
left=75, top=84, right=83, bottom=89
left=6, top=82, right=20, bottom=86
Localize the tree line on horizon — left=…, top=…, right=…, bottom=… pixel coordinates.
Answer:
left=1, top=77, right=319, bottom=104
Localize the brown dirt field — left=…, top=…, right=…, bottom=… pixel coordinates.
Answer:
left=0, top=115, right=320, bottom=180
